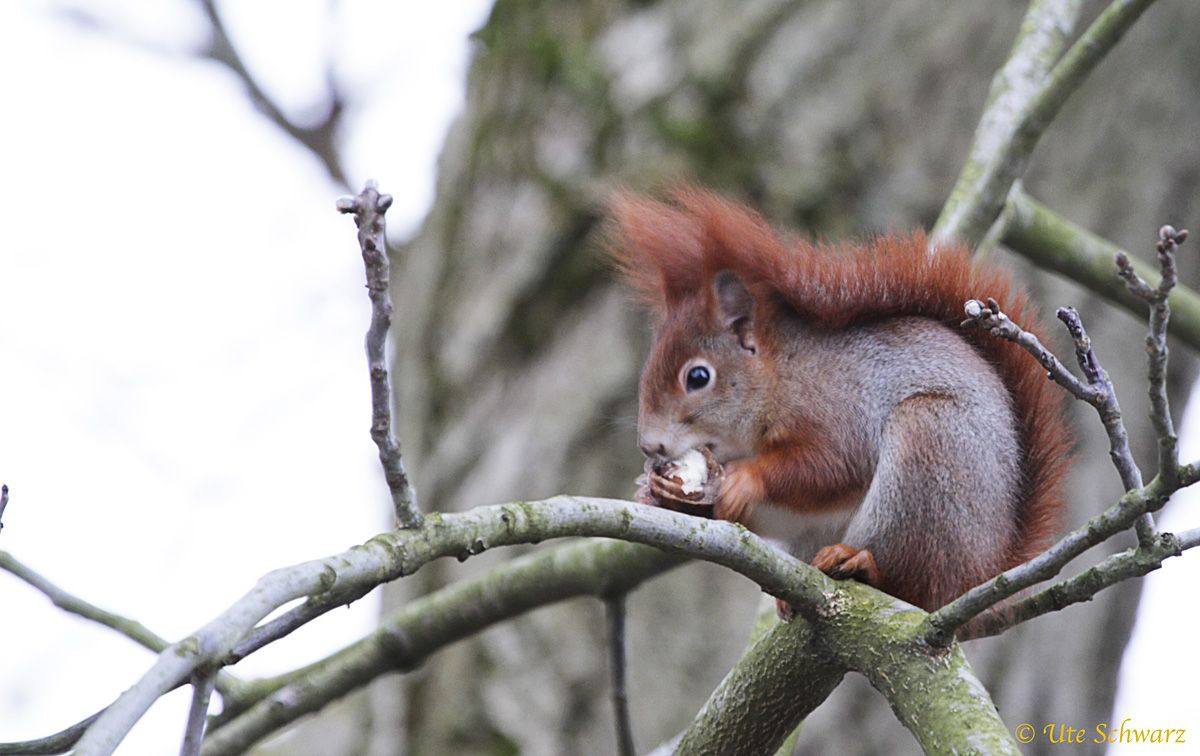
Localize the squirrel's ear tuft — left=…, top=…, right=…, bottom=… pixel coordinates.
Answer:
left=606, top=191, right=704, bottom=308
left=713, top=270, right=757, bottom=353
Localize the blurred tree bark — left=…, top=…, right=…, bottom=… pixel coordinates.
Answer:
left=327, top=1, right=1200, bottom=754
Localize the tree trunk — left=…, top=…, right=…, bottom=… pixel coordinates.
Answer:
left=348, top=1, right=1200, bottom=753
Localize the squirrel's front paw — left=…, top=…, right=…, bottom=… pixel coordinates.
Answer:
left=714, top=460, right=764, bottom=523
left=811, top=544, right=881, bottom=587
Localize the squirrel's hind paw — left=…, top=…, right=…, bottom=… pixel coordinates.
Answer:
left=811, top=544, right=881, bottom=587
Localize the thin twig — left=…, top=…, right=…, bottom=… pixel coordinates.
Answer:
left=1054, top=306, right=1144, bottom=495
left=0, top=709, right=104, bottom=756
left=1116, top=225, right=1188, bottom=487
left=179, top=674, right=216, bottom=756
left=962, top=298, right=1102, bottom=404
left=195, top=0, right=346, bottom=186
left=0, top=551, right=247, bottom=701
left=932, top=273, right=1200, bottom=643
left=943, top=299, right=1162, bottom=641
left=1112, top=225, right=1188, bottom=542
left=606, top=593, right=635, bottom=756
left=0, top=484, right=8, bottom=533
left=960, top=530, right=1186, bottom=640
left=337, top=181, right=422, bottom=529
left=964, top=298, right=1144, bottom=491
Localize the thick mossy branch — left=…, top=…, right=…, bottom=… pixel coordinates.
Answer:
left=679, top=587, right=1019, bottom=755
left=837, top=592, right=1019, bottom=754
left=932, top=0, right=1082, bottom=246
left=933, top=0, right=1159, bottom=246
left=676, top=615, right=845, bottom=755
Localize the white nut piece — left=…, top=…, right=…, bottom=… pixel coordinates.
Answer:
left=664, top=448, right=708, bottom=495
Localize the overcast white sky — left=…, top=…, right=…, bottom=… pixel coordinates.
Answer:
left=0, top=1, right=491, bottom=752
left=0, top=2, right=1196, bottom=754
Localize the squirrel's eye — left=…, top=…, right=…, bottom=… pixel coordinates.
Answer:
left=685, top=364, right=711, bottom=392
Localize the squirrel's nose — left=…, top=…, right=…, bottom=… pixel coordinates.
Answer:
left=639, top=442, right=667, bottom=459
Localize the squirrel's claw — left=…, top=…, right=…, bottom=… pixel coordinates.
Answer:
left=811, top=544, right=882, bottom=588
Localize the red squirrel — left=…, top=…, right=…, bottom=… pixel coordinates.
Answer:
left=609, top=188, right=1071, bottom=612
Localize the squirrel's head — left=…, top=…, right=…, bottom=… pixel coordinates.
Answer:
left=607, top=187, right=784, bottom=463
left=637, top=270, right=766, bottom=464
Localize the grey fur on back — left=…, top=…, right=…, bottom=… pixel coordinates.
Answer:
left=754, top=316, right=1022, bottom=606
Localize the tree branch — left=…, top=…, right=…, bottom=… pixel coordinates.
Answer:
left=983, top=217, right=1189, bottom=546
left=963, top=299, right=1144, bottom=494
left=194, top=0, right=347, bottom=186
left=0, top=551, right=248, bottom=702
left=0, top=710, right=104, bottom=756
left=1000, top=185, right=1200, bottom=351
left=1054, top=306, right=1144, bottom=496
left=203, top=540, right=681, bottom=755
left=180, top=674, right=216, bottom=756
left=960, top=530, right=1188, bottom=639
left=1115, top=224, right=1187, bottom=487
left=63, top=497, right=842, bottom=754
left=676, top=616, right=845, bottom=754
left=931, top=0, right=1083, bottom=246
left=337, top=181, right=422, bottom=529
left=605, top=593, right=636, bottom=756
left=679, top=588, right=1020, bottom=754
left=936, top=285, right=1199, bottom=640
left=933, top=0, right=1159, bottom=246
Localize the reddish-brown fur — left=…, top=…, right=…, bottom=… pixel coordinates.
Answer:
left=610, top=187, right=1071, bottom=578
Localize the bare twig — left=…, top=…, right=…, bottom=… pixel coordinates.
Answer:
left=337, top=181, right=422, bottom=529
left=56, top=2, right=347, bottom=186
left=223, top=589, right=369, bottom=668
left=0, top=484, right=8, bottom=533
left=0, top=551, right=247, bottom=700
left=606, top=593, right=636, bottom=756
left=960, top=530, right=1187, bottom=640
left=1054, top=306, right=1145, bottom=497
left=963, top=297, right=1103, bottom=403
left=1116, top=225, right=1188, bottom=487
left=195, top=0, right=346, bottom=186
left=180, top=674, right=216, bottom=756
left=0, top=709, right=104, bottom=756
left=926, top=477, right=1169, bottom=646
left=938, top=245, right=1200, bottom=640
left=942, top=293, right=1176, bottom=641
left=964, top=298, right=1144, bottom=491
left=1, top=550, right=169, bottom=649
